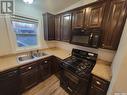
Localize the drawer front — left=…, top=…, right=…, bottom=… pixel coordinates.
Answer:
left=39, top=58, right=51, bottom=65
left=92, top=76, right=109, bottom=90
left=20, top=63, right=38, bottom=74
left=89, top=85, right=106, bottom=95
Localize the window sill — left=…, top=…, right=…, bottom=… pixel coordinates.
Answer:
left=15, top=45, right=41, bottom=53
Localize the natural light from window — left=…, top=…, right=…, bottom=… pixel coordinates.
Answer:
left=12, top=21, right=38, bottom=48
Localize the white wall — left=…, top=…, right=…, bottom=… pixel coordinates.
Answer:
left=55, top=41, right=115, bottom=62
left=13, top=0, right=56, bottom=52
left=15, top=0, right=44, bottom=19
left=107, top=20, right=127, bottom=95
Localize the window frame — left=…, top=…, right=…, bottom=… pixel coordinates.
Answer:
left=11, top=15, right=41, bottom=52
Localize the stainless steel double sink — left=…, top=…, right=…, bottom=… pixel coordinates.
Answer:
left=17, top=52, right=49, bottom=63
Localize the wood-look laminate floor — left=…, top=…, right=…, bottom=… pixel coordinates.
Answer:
left=23, top=75, right=69, bottom=95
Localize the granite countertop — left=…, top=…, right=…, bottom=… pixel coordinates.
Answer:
left=43, top=48, right=71, bottom=59
left=92, top=59, right=112, bottom=81
left=0, top=47, right=112, bottom=81
left=0, top=48, right=71, bottom=72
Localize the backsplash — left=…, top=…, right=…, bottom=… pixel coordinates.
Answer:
left=55, top=41, right=116, bottom=63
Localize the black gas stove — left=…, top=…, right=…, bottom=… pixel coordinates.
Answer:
left=62, top=49, right=98, bottom=78
left=60, top=49, right=98, bottom=95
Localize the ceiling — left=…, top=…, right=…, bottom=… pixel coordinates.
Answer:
left=35, top=0, right=80, bottom=13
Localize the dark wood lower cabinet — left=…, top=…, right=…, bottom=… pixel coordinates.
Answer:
left=88, top=75, right=110, bottom=95
left=0, top=57, right=110, bottom=95
left=19, top=63, right=39, bottom=92
left=0, top=69, right=20, bottom=95
left=89, top=86, right=105, bottom=95
left=51, top=56, right=62, bottom=74
left=39, top=58, right=51, bottom=81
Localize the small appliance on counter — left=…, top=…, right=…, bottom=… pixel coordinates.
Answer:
left=60, top=49, right=98, bottom=95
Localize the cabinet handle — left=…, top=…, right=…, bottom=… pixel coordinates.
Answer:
left=81, top=30, right=84, bottom=32
left=44, top=61, right=48, bottom=64
left=28, top=67, right=32, bottom=70
left=67, top=87, right=73, bottom=92
left=96, top=81, right=101, bottom=85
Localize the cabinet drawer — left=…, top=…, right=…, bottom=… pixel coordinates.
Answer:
left=92, top=76, right=109, bottom=90
left=39, top=57, right=52, bottom=64
left=19, top=63, right=38, bottom=74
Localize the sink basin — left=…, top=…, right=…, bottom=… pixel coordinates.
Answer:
left=18, top=55, right=35, bottom=62
left=33, top=52, right=48, bottom=57
left=17, top=52, right=48, bottom=63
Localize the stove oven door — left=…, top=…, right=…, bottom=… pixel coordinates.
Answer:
left=60, top=69, right=90, bottom=95
left=60, top=70, right=80, bottom=95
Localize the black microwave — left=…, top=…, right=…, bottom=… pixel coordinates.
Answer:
left=70, top=28, right=101, bottom=48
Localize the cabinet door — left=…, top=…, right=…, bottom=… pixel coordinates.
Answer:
left=51, top=56, right=62, bottom=74
left=102, top=0, right=127, bottom=50
left=43, top=13, right=55, bottom=40
left=20, top=64, right=39, bottom=91
left=0, top=70, right=20, bottom=95
left=48, top=14, right=55, bottom=40
left=39, top=60, right=51, bottom=81
left=61, top=13, right=72, bottom=42
left=55, top=15, right=61, bottom=40
left=89, top=86, right=105, bottom=95
left=72, top=9, right=85, bottom=28
left=88, top=2, right=106, bottom=28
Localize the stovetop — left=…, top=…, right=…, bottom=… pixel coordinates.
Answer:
left=62, top=49, right=98, bottom=77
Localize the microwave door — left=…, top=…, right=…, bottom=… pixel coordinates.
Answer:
left=71, top=35, right=90, bottom=46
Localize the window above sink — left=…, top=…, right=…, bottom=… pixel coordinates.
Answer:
left=10, top=15, right=41, bottom=52
left=12, top=21, right=38, bottom=48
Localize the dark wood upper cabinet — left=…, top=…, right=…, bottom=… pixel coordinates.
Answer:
left=72, top=1, right=106, bottom=29
left=88, top=2, right=106, bottom=28
left=55, top=15, right=61, bottom=40
left=102, top=0, right=127, bottom=50
left=43, top=13, right=55, bottom=40
left=72, top=9, right=86, bottom=28
left=61, top=13, right=72, bottom=42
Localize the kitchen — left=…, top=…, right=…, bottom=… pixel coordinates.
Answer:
left=0, top=0, right=127, bottom=95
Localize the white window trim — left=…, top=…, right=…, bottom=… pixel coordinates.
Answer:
left=6, top=15, right=42, bottom=53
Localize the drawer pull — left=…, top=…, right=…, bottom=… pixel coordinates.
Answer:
left=28, top=67, right=32, bottom=70
left=67, top=87, right=72, bottom=92
left=44, top=61, right=48, bottom=63
left=96, top=81, right=101, bottom=85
